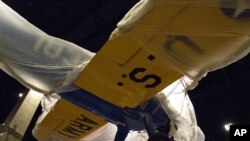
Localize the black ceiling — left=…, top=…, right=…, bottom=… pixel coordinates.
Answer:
left=2, top=0, right=138, bottom=52
left=0, top=1, right=250, bottom=141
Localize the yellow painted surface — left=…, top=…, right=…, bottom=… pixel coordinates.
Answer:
left=74, top=35, right=181, bottom=108
left=129, top=1, right=250, bottom=77
left=33, top=99, right=107, bottom=141
left=75, top=1, right=250, bottom=108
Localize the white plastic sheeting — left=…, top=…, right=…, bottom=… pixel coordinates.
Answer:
left=157, top=77, right=205, bottom=141
left=1, top=0, right=250, bottom=141
left=125, top=131, right=148, bottom=141
left=0, top=1, right=94, bottom=94
left=124, top=77, right=204, bottom=141
left=34, top=77, right=203, bottom=141
left=81, top=123, right=118, bottom=141
left=111, top=0, right=250, bottom=81
left=34, top=94, right=61, bottom=125
left=34, top=94, right=118, bottom=141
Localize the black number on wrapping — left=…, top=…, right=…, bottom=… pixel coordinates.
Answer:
left=128, top=67, right=161, bottom=88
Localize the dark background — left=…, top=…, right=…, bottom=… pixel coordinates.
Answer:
left=0, top=1, right=249, bottom=141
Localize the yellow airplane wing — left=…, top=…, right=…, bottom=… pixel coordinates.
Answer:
left=74, top=35, right=181, bottom=108
left=34, top=0, right=250, bottom=140
left=33, top=99, right=107, bottom=141
left=126, top=0, right=250, bottom=79
left=74, top=0, right=250, bottom=108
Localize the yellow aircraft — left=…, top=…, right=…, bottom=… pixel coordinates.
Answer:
left=0, top=0, right=250, bottom=141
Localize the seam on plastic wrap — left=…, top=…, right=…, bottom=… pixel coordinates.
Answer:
left=50, top=61, right=90, bottom=94
left=0, top=58, right=90, bottom=95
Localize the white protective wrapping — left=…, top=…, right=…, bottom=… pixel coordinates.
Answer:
left=0, top=1, right=95, bottom=94
left=157, top=77, right=205, bottom=141
left=1, top=0, right=250, bottom=141
left=81, top=123, right=118, bottom=141
left=34, top=94, right=119, bottom=141
left=124, top=77, right=204, bottom=141
left=109, top=0, right=250, bottom=140
left=125, top=131, right=148, bottom=141
left=34, top=77, right=204, bottom=141
left=82, top=76, right=204, bottom=141
left=111, top=0, right=250, bottom=81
